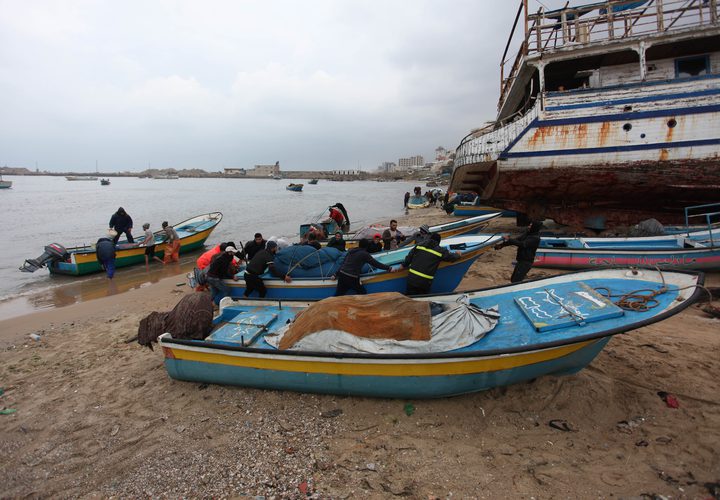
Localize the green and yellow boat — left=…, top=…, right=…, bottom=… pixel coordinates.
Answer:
left=21, top=212, right=222, bottom=276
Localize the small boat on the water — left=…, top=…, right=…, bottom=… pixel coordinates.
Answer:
left=219, top=234, right=503, bottom=300
left=100, top=178, right=110, bottom=186
left=286, top=183, right=304, bottom=192
left=0, top=175, right=12, bottom=189
left=65, top=176, right=98, bottom=181
left=159, top=268, right=703, bottom=398
left=20, top=212, right=223, bottom=276
left=308, top=179, right=319, bottom=185
left=534, top=228, right=720, bottom=271
left=152, top=174, right=179, bottom=180
left=407, top=195, right=430, bottom=209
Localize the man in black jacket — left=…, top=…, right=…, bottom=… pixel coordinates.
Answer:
left=402, top=233, right=460, bottom=296
left=333, top=238, right=395, bottom=296
left=243, top=233, right=266, bottom=261
left=243, top=240, right=291, bottom=298
left=497, top=220, right=542, bottom=283
left=326, top=231, right=346, bottom=252
left=109, top=207, right=133, bottom=244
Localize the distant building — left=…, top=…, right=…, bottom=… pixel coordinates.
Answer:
left=331, top=169, right=361, bottom=176
left=377, top=161, right=396, bottom=173
left=250, top=161, right=280, bottom=177
left=224, top=167, right=247, bottom=176
left=398, top=155, right=424, bottom=169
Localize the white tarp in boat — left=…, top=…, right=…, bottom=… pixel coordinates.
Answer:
left=265, top=296, right=499, bottom=354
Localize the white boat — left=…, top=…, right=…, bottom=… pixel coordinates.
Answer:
left=450, top=1, right=720, bottom=229
left=152, top=174, right=179, bottom=179
left=0, top=175, right=12, bottom=189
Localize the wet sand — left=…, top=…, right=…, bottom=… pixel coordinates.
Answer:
left=1, top=209, right=719, bottom=498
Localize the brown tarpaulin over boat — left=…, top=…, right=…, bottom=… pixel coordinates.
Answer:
left=279, top=292, right=431, bottom=350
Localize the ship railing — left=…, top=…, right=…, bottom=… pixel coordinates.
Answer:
left=499, top=0, right=719, bottom=110
left=683, top=203, right=720, bottom=246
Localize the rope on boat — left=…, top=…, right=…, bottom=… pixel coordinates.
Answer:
left=594, top=267, right=669, bottom=312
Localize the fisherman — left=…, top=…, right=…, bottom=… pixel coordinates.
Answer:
left=326, top=231, right=346, bottom=252
left=332, top=238, right=395, bottom=296
left=402, top=233, right=461, bottom=296
left=243, top=233, right=266, bottom=261
left=161, top=221, right=180, bottom=263
left=382, top=219, right=406, bottom=250
left=496, top=220, right=543, bottom=283
left=141, top=223, right=164, bottom=267
left=367, top=233, right=384, bottom=253
left=197, top=241, right=233, bottom=270
left=305, top=232, right=322, bottom=250
left=109, top=207, right=133, bottom=244
left=206, top=245, right=240, bottom=303
left=325, top=205, right=346, bottom=231
left=96, top=230, right=117, bottom=279
left=243, top=240, right=291, bottom=298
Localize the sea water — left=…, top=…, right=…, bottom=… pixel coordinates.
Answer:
left=0, top=175, right=423, bottom=315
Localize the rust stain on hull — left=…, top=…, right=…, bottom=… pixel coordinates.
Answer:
left=450, top=158, right=720, bottom=227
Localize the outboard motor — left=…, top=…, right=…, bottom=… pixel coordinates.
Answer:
left=19, top=243, right=69, bottom=273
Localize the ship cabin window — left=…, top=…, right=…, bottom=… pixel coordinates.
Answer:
left=675, top=55, right=709, bottom=78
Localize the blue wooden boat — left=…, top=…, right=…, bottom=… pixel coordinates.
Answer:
left=302, top=212, right=502, bottom=250
left=286, top=183, right=303, bottom=192
left=223, top=234, right=504, bottom=300
left=407, top=195, right=430, bottom=209
left=535, top=228, right=719, bottom=270
left=159, top=268, right=703, bottom=398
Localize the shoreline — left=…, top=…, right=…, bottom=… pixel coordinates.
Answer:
left=1, top=208, right=718, bottom=497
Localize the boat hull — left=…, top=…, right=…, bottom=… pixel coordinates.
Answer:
left=534, top=246, right=720, bottom=270
left=226, top=246, right=490, bottom=299
left=162, top=338, right=610, bottom=398
left=451, top=75, right=720, bottom=228
left=453, top=204, right=515, bottom=217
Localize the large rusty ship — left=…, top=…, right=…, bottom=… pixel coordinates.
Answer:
left=450, top=0, right=720, bottom=229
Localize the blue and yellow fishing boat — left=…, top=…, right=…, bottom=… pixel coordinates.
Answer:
left=453, top=204, right=516, bottom=218
left=159, top=268, right=702, bottom=398
left=223, top=234, right=503, bottom=300
left=20, top=212, right=222, bottom=276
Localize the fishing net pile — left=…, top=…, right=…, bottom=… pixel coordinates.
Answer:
left=265, top=292, right=499, bottom=354
left=137, top=292, right=214, bottom=349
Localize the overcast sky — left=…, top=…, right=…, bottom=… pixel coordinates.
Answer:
left=0, top=0, right=557, bottom=172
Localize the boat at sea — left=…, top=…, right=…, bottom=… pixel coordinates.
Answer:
left=100, top=178, right=110, bottom=185
left=159, top=268, right=703, bottom=398
left=219, top=234, right=503, bottom=300
left=65, top=176, right=98, bottom=181
left=152, top=174, right=179, bottom=180
left=286, top=183, right=304, bottom=192
left=0, top=175, right=12, bottom=189
left=308, top=179, right=319, bottom=185
left=450, top=1, right=720, bottom=229
left=20, top=212, right=222, bottom=276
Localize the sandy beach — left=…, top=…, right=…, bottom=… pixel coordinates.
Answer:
left=1, top=209, right=719, bottom=498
